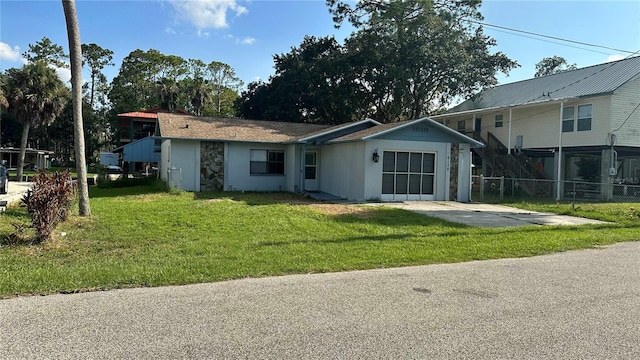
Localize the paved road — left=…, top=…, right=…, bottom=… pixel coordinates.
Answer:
left=2, top=242, right=639, bottom=359
left=377, top=201, right=607, bottom=227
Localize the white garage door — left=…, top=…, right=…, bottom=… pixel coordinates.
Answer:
left=381, top=151, right=435, bottom=201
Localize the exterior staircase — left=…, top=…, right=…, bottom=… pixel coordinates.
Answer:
left=471, top=131, right=552, bottom=197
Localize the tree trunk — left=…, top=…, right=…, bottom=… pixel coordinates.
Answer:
left=62, top=0, right=91, bottom=216
left=16, top=120, right=30, bottom=182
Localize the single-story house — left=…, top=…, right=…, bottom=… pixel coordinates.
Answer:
left=155, top=113, right=484, bottom=202
left=0, top=147, right=53, bottom=170
left=432, top=55, right=640, bottom=199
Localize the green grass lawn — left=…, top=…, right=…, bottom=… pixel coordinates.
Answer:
left=1, top=185, right=638, bottom=298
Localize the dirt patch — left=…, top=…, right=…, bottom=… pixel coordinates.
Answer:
left=308, top=203, right=377, bottom=218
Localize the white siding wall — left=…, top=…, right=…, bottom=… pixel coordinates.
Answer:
left=457, top=143, right=472, bottom=202
left=225, top=142, right=289, bottom=191
left=441, top=96, right=612, bottom=149
left=170, top=140, right=200, bottom=191
left=285, top=144, right=302, bottom=193
left=160, top=139, right=171, bottom=182
left=611, top=77, right=640, bottom=147
left=319, top=142, right=366, bottom=200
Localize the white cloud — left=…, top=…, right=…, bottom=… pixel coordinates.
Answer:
left=165, top=27, right=177, bottom=35
left=606, top=54, right=625, bottom=62
left=168, top=0, right=247, bottom=30
left=0, top=41, right=24, bottom=63
left=54, top=66, right=72, bottom=84
left=239, top=37, right=255, bottom=45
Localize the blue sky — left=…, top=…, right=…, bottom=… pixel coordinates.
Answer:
left=1, top=0, right=639, bottom=90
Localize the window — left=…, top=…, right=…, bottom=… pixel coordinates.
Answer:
left=495, top=114, right=503, bottom=128
left=304, top=152, right=316, bottom=180
left=250, top=150, right=284, bottom=175
left=457, top=120, right=465, bottom=132
left=562, top=106, right=575, bottom=132
left=577, top=104, right=592, bottom=131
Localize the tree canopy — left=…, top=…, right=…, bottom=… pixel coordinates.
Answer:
left=237, top=0, right=517, bottom=124
left=109, top=49, right=242, bottom=117
left=23, top=37, right=69, bottom=69
left=534, top=56, right=577, bottom=77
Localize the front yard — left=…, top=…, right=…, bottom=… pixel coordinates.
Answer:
left=1, top=185, right=638, bottom=298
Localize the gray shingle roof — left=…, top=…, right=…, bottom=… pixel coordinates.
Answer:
left=447, top=56, right=640, bottom=114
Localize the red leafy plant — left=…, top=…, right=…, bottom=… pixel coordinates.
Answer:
left=21, top=170, right=77, bottom=243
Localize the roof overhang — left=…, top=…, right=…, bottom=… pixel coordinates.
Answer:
left=360, top=117, right=485, bottom=148
left=297, top=118, right=381, bottom=143
left=431, top=96, right=588, bottom=119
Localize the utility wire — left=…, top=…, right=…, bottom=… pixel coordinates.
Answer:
left=612, top=102, right=640, bottom=133
left=486, top=28, right=614, bottom=56
left=464, top=19, right=636, bottom=54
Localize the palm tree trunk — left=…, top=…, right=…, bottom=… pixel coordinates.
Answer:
left=62, top=0, right=91, bottom=216
left=17, top=120, right=30, bottom=182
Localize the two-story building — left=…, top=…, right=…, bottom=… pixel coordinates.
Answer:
left=433, top=56, right=640, bottom=199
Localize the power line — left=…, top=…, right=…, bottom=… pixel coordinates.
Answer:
left=612, top=102, right=640, bottom=133
left=486, top=28, right=613, bottom=56
left=464, top=19, right=636, bottom=55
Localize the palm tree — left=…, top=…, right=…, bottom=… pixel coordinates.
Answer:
left=155, top=78, right=180, bottom=112
left=62, top=0, right=91, bottom=216
left=6, top=62, right=68, bottom=182
left=190, top=79, right=211, bottom=116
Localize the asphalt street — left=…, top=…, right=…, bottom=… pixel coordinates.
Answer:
left=1, top=242, right=639, bottom=359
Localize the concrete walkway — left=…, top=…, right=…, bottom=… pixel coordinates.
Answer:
left=1, top=242, right=638, bottom=359
left=374, top=201, right=607, bottom=227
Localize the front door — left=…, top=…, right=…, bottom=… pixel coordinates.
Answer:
left=304, top=152, right=318, bottom=191
left=381, top=151, right=435, bottom=201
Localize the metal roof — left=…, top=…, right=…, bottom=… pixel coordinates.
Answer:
left=446, top=56, right=640, bottom=114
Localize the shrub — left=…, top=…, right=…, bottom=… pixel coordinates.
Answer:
left=22, top=170, right=77, bottom=243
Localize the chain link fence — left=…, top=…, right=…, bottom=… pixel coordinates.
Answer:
left=473, top=175, right=640, bottom=203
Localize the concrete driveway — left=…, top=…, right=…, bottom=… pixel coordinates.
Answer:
left=1, top=242, right=638, bottom=359
left=375, top=201, right=607, bottom=227
left=0, top=181, right=32, bottom=208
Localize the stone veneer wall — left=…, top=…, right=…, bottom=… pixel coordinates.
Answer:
left=200, top=142, right=224, bottom=191
left=449, top=143, right=459, bottom=201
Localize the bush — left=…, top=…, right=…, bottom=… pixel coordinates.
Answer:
left=22, top=170, right=77, bottom=243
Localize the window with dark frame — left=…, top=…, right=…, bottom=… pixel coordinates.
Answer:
left=495, top=114, right=503, bottom=128
left=457, top=120, right=465, bottom=132
left=250, top=149, right=285, bottom=175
